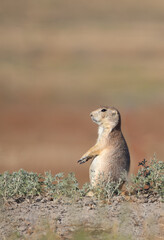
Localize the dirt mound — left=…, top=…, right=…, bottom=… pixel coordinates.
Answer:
left=0, top=196, right=163, bottom=239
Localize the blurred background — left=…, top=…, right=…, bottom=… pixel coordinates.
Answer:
left=0, top=0, right=164, bottom=184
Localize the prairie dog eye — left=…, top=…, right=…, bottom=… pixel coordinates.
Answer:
left=101, top=108, right=107, bottom=112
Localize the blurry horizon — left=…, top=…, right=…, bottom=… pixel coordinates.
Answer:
left=0, top=0, right=164, bottom=184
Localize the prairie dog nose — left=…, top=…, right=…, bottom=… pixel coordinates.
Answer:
left=90, top=113, right=93, bottom=117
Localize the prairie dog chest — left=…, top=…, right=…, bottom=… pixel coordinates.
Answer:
left=97, top=126, right=104, bottom=142
left=98, top=126, right=104, bottom=136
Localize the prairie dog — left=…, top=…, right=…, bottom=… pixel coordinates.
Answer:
left=78, top=106, right=130, bottom=186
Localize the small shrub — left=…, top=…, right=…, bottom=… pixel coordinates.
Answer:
left=80, top=182, right=91, bottom=197
left=44, top=172, right=64, bottom=195
left=44, top=172, right=79, bottom=198
left=0, top=156, right=163, bottom=201
left=91, top=177, right=124, bottom=200
left=0, top=169, right=43, bottom=201
left=129, top=156, right=164, bottom=197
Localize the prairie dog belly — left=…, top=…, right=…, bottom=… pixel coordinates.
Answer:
left=89, top=149, right=113, bottom=186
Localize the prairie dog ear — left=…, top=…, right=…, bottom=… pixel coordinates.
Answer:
left=111, top=109, right=117, bottom=116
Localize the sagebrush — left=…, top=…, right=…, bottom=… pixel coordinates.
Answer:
left=0, top=157, right=163, bottom=201
left=128, top=156, right=164, bottom=197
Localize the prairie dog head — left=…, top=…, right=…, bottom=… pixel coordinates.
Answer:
left=90, top=106, right=121, bottom=130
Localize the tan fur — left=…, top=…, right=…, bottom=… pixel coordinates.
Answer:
left=78, top=106, right=130, bottom=187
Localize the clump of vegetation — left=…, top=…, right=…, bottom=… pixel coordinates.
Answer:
left=0, top=157, right=163, bottom=202
left=128, top=157, right=164, bottom=198
left=0, top=169, right=43, bottom=201
left=0, top=170, right=80, bottom=201
left=90, top=177, right=124, bottom=200
left=44, top=172, right=79, bottom=198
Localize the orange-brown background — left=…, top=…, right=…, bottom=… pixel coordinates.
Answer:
left=0, top=0, right=164, bottom=184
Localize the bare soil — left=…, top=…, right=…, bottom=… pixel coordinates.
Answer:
left=0, top=196, right=163, bottom=239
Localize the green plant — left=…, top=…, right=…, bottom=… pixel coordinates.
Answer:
left=129, top=156, right=164, bottom=197
left=0, top=169, right=43, bottom=201
left=80, top=182, right=91, bottom=197
left=44, top=172, right=79, bottom=198
left=0, top=156, right=163, bottom=202
left=44, top=172, right=64, bottom=195
left=90, top=173, right=125, bottom=200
